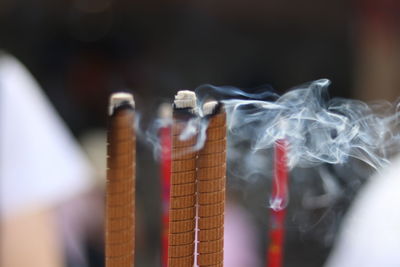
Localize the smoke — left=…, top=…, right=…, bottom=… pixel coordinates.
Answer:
left=141, top=116, right=172, bottom=159
left=195, top=79, right=400, bottom=172
left=131, top=79, right=400, bottom=246
left=140, top=114, right=209, bottom=159
left=142, top=79, right=400, bottom=175
left=136, top=78, right=400, bottom=224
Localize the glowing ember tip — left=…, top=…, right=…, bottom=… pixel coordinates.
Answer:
left=109, top=92, right=135, bottom=115
left=202, top=100, right=219, bottom=116
left=174, top=90, right=197, bottom=109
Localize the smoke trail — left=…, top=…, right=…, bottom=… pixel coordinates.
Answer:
left=135, top=79, right=400, bottom=238
left=142, top=116, right=172, bottom=159
left=195, top=79, right=400, bottom=172
left=141, top=113, right=209, bottom=160
left=142, top=79, right=399, bottom=174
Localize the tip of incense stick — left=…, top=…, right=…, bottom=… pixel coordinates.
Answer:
left=202, top=100, right=219, bottom=116
left=109, top=92, right=135, bottom=115
left=158, top=103, right=173, bottom=119
left=174, top=90, right=197, bottom=109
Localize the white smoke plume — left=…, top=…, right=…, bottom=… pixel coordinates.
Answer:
left=142, top=79, right=400, bottom=180
left=196, top=79, right=400, bottom=171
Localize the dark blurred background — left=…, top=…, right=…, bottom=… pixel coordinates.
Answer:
left=1, top=0, right=399, bottom=266
left=0, top=0, right=356, bottom=136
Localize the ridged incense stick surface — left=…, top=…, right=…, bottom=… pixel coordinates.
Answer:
left=197, top=108, right=227, bottom=267
left=106, top=98, right=135, bottom=267
left=168, top=108, right=198, bottom=267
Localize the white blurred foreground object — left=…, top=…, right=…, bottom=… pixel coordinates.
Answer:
left=325, top=156, right=400, bottom=267
left=0, top=52, right=92, bottom=217
left=0, top=52, right=93, bottom=267
left=224, top=202, right=262, bottom=267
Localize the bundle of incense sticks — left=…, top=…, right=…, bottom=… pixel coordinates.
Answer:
left=168, top=91, right=198, bottom=266
left=105, top=93, right=136, bottom=267
left=267, top=139, right=288, bottom=267
left=197, top=101, right=227, bottom=267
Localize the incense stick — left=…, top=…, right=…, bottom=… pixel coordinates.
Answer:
left=159, top=103, right=172, bottom=267
left=267, top=139, right=288, bottom=267
left=106, top=92, right=136, bottom=267
left=197, top=101, right=227, bottom=266
left=168, top=91, right=198, bottom=267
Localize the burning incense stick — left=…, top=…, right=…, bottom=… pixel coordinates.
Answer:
left=106, top=92, right=136, bottom=267
left=267, top=139, right=288, bottom=267
left=168, top=91, right=198, bottom=267
left=159, top=103, right=172, bottom=267
left=197, top=101, right=227, bottom=266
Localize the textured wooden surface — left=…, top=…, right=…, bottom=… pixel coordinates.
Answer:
left=106, top=107, right=135, bottom=267
left=197, top=111, right=227, bottom=266
left=168, top=111, right=197, bottom=267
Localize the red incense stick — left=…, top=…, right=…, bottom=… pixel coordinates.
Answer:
left=267, top=139, right=288, bottom=267
left=160, top=125, right=172, bottom=267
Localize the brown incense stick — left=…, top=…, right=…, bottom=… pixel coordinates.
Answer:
left=168, top=91, right=198, bottom=267
left=106, top=93, right=136, bottom=267
left=197, top=101, right=227, bottom=267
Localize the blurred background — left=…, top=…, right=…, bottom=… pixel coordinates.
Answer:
left=1, top=0, right=400, bottom=266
